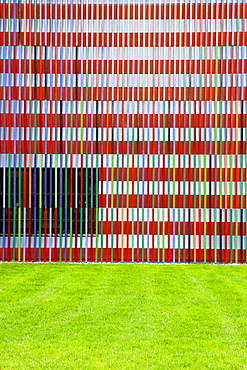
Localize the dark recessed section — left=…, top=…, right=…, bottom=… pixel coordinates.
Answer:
left=0, top=167, right=96, bottom=237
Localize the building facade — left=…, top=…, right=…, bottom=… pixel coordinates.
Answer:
left=0, top=1, right=247, bottom=263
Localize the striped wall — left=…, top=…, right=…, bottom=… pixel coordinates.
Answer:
left=0, top=1, right=247, bottom=263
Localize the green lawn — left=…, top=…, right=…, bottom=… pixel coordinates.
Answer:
left=1, top=264, right=247, bottom=369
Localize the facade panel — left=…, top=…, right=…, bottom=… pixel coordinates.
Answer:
left=0, top=1, right=247, bottom=263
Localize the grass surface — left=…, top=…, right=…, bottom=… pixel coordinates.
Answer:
left=1, top=264, right=247, bottom=369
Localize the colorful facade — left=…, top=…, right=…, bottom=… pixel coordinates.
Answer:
left=0, top=1, right=247, bottom=263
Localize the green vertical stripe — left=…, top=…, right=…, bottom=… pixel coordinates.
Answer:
left=39, top=155, right=42, bottom=261
left=18, top=155, right=21, bottom=262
